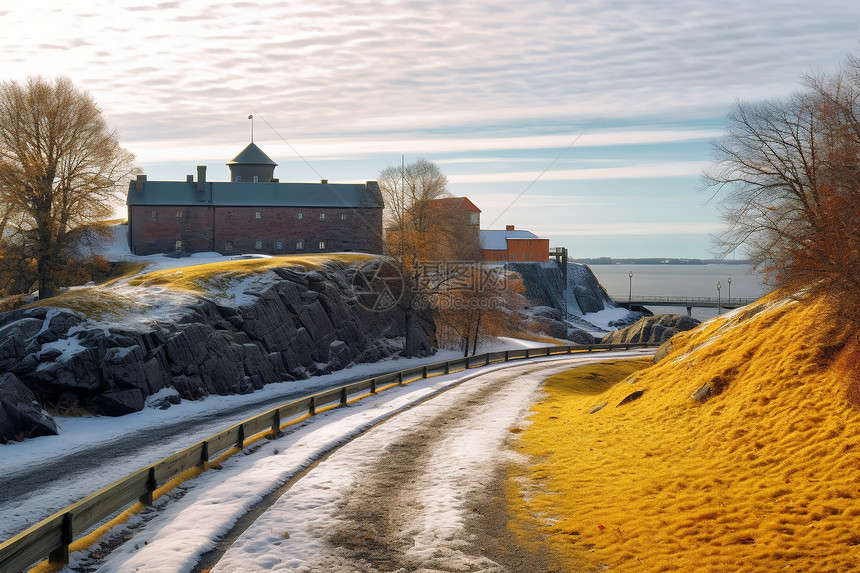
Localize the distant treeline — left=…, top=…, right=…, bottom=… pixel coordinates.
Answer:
left=572, top=257, right=752, bottom=265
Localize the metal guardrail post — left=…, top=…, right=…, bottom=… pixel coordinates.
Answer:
left=271, top=410, right=281, bottom=434
left=397, top=372, right=404, bottom=385
left=444, top=362, right=450, bottom=374
left=200, top=441, right=209, bottom=469
left=48, top=513, right=72, bottom=565
left=485, top=353, right=490, bottom=366
left=504, top=350, right=509, bottom=361
left=236, top=424, right=245, bottom=450
left=309, top=396, right=316, bottom=415
left=422, top=365, right=428, bottom=378
left=340, top=387, right=348, bottom=406
left=139, top=467, right=156, bottom=506
left=370, top=378, right=377, bottom=393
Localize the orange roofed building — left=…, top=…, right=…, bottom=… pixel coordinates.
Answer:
left=480, top=225, right=550, bottom=262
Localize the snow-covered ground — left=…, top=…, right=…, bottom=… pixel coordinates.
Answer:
left=29, top=349, right=651, bottom=573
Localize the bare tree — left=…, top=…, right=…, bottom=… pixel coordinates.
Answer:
left=379, top=157, right=452, bottom=269
left=704, top=54, right=860, bottom=318
left=0, top=76, right=138, bottom=298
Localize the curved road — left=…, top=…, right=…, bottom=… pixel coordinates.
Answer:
left=0, top=356, right=457, bottom=539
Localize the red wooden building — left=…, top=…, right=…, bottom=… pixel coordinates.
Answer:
left=480, top=225, right=550, bottom=262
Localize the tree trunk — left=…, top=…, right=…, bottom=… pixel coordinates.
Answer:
left=471, top=313, right=481, bottom=356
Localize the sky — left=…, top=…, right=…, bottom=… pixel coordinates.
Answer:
left=2, top=0, right=859, bottom=258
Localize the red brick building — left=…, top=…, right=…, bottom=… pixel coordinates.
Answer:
left=480, top=225, right=550, bottom=262
left=126, top=143, right=383, bottom=256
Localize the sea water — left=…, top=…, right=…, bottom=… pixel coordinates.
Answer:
left=586, top=263, right=768, bottom=321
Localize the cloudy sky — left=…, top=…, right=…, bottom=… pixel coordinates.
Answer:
left=3, top=1, right=858, bottom=258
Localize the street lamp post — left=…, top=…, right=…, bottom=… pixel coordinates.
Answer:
left=717, top=281, right=722, bottom=315
left=727, top=277, right=732, bottom=306
left=628, top=271, right=633, bottom=310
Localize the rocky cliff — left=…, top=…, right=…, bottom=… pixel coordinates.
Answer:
left=0, top=260, right=434, bottom=440
left=506, top=261, right=632, bottom=341
left=507, top=262, right=616, bottom=316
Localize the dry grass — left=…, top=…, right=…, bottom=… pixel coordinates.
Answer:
left=27, top=288, right=146, bottom=319
left=508, top=290, right=860, bottom=572
left=127, top=253, right=371, bottom=293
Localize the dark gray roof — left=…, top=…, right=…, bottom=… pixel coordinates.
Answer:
left=127, top=180, right=384, bottom=209
left=227, top=143, right=277, bottom=166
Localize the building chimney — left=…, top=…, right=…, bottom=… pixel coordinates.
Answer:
left=321, top=179, right=328, bottom=184
left=134, top=173, right=147, bottom=191
left=196, top=165, right=206, bottom=192
left=506, top=225, right=515, bottom=231
left=186, top=174, right=194, bottom=183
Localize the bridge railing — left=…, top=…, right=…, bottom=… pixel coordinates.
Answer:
left=609, top=295, right=759, bottom=306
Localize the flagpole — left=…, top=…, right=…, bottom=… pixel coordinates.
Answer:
left=249, top=114, right=254, bottom=142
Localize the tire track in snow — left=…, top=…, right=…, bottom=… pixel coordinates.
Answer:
left=213, top=360, right=588, bottom=572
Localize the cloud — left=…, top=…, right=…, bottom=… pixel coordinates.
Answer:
left=537, top=222, right=726, bottom=236
left=125, top=129, right=718, bottom=164
left=449, top=162, right=709, bottom=183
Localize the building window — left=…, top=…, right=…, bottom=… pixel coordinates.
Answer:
left=225, top=241, right=233, bottom=251
left=255, top=240, right=262, bottom=249
left=233, top=176, right=241, bottom=182
left=296, top=240, right=304, bottom=250
left=510, top=253, right=516, bottom=261
left=253, top=176, right=259, bottom=183
left=150, top=210, right=157, bottom=219
left=340, top=213, right=347, bottom=220
left=175, top=209, right=182, bottom=218
left=318, top=241, right=326, bottom=249
left=470, top=212, right=479, bottom=225
left=297, top=212, right=303, bottom=220
left=276, top=240, right=283, bottom=250
left=175, top=240, right=182, bottom=250
left=319, top=213, right=326, bottom=220
left=255, top=212, right=261, bottom=219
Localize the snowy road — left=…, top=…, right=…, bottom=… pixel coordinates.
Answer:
left=0, top=353, right=463, bottom=541
left=67, top=349, right=653, bottom=573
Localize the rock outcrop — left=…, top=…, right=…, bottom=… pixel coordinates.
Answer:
left=601, top=314, right=700, bottom=345
left=525, top=306, right=598, bottom=344
left=0, top=372, right=59, bottom=442
left=507, top=262, right=615, bottom=315
left=0, top=261, right=434, bottom=437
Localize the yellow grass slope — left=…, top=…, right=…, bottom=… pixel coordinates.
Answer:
left=510, top=292, right=860, bottom=572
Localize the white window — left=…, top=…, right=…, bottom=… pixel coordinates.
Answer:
left=319, top=213, right=326, bottom=220
left=340, top=213, right=347, bottom=220
left=255, top=212, right=261, bottom=219
left=255, top=240, right=262, bottom=249
left=225, top=242, right=233, bottom=251
left=175, top=240, right=182, bottom=250
left=175, top=209, right=182, bottom=218
left=233, top=176, right=241, bottom=182
left=276, top=241, right=283, bottom=250
left=296, top=240, right=304, bottom=250
left=319, top=241, right=326, bottom=249
left=150, top=210, right=157, bottom=218
left=297, top=213, right=303, bottom=220
left=470, top=212, right=479, bottom=225
left=253, top=176, right=259, bottom=182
